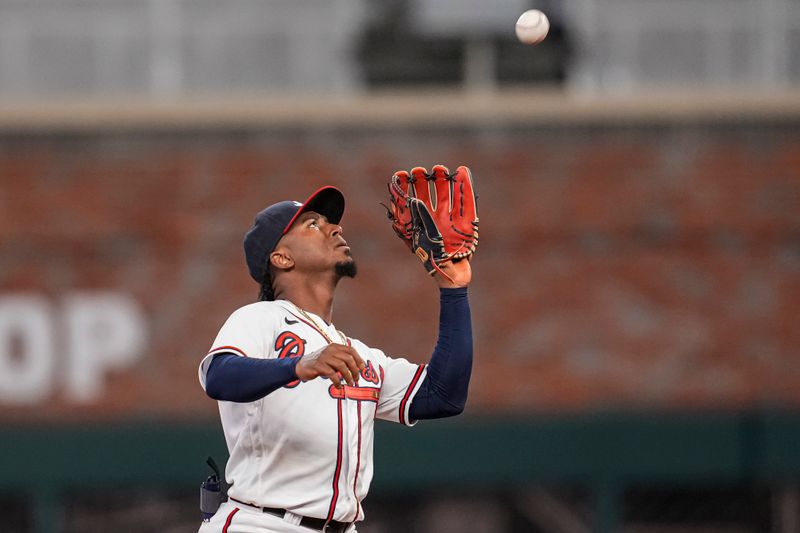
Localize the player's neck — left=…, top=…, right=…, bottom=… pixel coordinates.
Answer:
left=280, top=278, right=336, bottom=324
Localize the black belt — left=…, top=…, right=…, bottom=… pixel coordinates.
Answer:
left=230, top=498, right=350, bottom=533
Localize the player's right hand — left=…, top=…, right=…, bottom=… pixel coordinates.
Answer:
left=295, top=344, right=366, bottom=388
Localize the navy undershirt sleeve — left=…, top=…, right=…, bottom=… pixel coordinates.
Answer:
left=408, top=287, right=473, bottom=421
left=205, top=353, right=300, bottom=403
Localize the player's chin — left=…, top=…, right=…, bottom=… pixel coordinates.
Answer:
left=334, top=257, right=357, bottom=279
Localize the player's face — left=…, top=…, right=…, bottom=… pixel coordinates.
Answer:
left=281, top=211, right=354, bottom=274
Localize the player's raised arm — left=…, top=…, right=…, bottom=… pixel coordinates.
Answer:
left=381, top=164, right=477, bottom=420
left=406, top=283, right=473, bottom=420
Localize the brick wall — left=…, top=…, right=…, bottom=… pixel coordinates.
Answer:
left=0, top=123, right=797, bottom=421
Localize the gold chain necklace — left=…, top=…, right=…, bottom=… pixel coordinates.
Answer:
left=290, top=303, right=347, bottom=345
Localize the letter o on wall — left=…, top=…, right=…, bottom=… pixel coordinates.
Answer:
left=0, top=295, right=54, bottom=404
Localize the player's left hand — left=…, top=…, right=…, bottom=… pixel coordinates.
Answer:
left=435, top=257, right=471, bottom=288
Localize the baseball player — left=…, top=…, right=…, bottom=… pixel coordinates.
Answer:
left=198, top=166, right=479, bottom=533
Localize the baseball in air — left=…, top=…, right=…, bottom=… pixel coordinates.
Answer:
left=515, top=9, right=550, bottom=45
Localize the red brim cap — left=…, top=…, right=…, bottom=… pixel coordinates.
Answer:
left=282, top=186, right=345, bottom=234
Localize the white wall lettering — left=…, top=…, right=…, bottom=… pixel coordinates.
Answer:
left=0, top=292, right=148, bottom=405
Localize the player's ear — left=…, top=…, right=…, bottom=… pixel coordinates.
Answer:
left=270, top=248, right=294, bottom=271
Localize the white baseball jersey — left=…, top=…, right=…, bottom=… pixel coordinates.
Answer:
left=198, top=299, right=427, bottom=524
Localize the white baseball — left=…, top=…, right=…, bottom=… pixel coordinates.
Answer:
left=515, top=9, right=550, bottom=45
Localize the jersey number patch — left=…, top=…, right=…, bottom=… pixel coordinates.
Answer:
left=275, top=331, right=306, bottom=388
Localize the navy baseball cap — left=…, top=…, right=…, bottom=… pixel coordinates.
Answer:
left=244, top=186, right=345, bottom=286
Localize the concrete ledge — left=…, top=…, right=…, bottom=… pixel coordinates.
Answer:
left=0, top=88, right=799, bottom=132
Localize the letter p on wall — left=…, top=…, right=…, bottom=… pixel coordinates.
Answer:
left=64, top=293, right=148, bottom=403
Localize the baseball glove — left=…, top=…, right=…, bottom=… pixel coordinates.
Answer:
left=383, top=164, right=479, bottom=278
